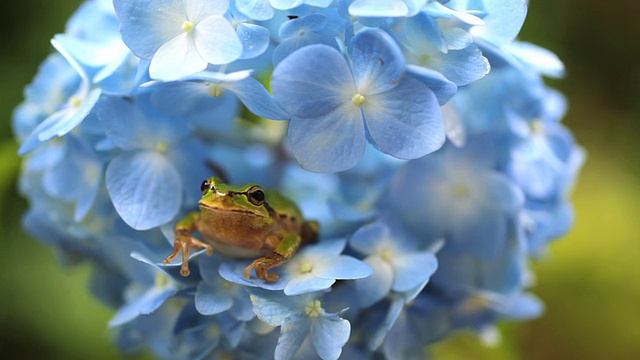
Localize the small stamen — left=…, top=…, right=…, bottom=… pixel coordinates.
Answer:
left=208, top=83, right=225, bottom=98
left=304, top=300, right=323, bottom=318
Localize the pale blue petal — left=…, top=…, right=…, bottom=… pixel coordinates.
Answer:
left=249, top=290, right=303, bottom=326
left=432, top=44, right=490, bottom=86
left=450, top=207, right=507, bottom=259
left=443, top=27, right=474, bottom=50
left=298, top=238, right=346, bottom=259
left=236, top=0, right=274, bottom=21
left=364, top=78, right=445, bottom=159
left=355, top=257, right=393, bottom=307
left=407, top=65, right=457, bottom=105
left=150, top=33, right=207, bottom=80
left=272, top=33, right=339, bottom=67
left=313, top=256, right=373, bottom=280
left=272, top=44, right=354, bottom=118
left=271, top=0, right=333, bottom=10
left=350, top=222, right=389, bottom=255
left=350, top=30, right=405, bottom=95
left=237, top=23, right=270, bottom=59
left=501, top=292, right=544, bottom=320
left=484, top=173, right=525, bottom=212
left=195, top=282, right=234, bottom=315
left=275, top=315, right=310, bottom=360
left=184, top=0, right=228, bottom=21
left=391, top=252, right=437, bottom=292
left=469, top=0, right=527, bottom=47
left=284, top=273, right=335, bottom=296
left=182, top=69, right=253, bottom=83
left=37, top=88, right=102, bottom=141
left=311, top=315, right=350, bottom=360
left=288, top=105, right=366, bottom=173
left=194, top=16, right=243, bottom=64
left=349, top=0, right=408, bottom=17
left=113, top=0, right=186, bottom=59
left=106, top=151, right=182, bottom=230
left=109, top=286, right=176, bottom=326
left=369, top=296, right=404, bottom=350
left=225, top=77, right=289, bottom=119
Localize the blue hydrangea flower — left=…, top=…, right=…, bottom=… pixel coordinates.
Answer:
left=114, top=0, right=243, bottom=80
left=349, top=222, right=438, bottom=307
left=272, top=28, right=445, bottom=172
left=250, top=289, right=351, bottom=360
left=13, top=1, right=584, bottom=359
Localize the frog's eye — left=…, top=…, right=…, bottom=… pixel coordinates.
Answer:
left=201, top=180, right=210, bottom=195
left=247, top=187, right=265, bottom=206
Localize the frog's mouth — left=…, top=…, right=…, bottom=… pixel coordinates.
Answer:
left=198, top=201, right=260, bottom=215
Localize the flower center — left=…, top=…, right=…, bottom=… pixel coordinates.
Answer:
left=304, top=300, right=323, bottom=318
left=69, top=96, right=83, bottom=108
left=528, top=119, right=545, bottom=135
left=351, top=93, right=365, bottom=107
left=208, top=83, right=225, bottom=98
left=182, top=21, right=195, bottom=32
left=156, top=142, right=169, bottom=153
left=380, top=249, right=393, bottom=263
left=299, top=261, right=313, bottom=273
left=453, top=184, right=468, bottom=199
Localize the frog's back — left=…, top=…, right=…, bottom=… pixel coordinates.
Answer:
left=265, top=189, right=303, bottom=227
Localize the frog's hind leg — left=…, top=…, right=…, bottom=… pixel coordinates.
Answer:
left=244, top=232, right=300, bottom=282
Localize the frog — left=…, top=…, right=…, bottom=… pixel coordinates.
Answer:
left=163, top=176, right=318, bottom=282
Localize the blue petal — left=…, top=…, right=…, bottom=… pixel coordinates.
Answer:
left=284, top=273, right=335, bottom=296
left=406, top=65, right=457, bottom=105
left=225, top=77, right=289, bottom=120
left=432, top=44, right=490, bottom=86
left=313, top=256, right=373, bottom=280
left=235, top=0, right=274, bottom=21
left=106, top=151, right=182, bottom=230
left=237, top=23, right=270, bottom=59
left=311, top=314, right=350, bottom=360
left=249, top=289, right=308, bottom=326
left=364, top=78, right=445, bottom=159
left=113, top=0, right=185, bottom=59
left=109, top=286, right=176, bottom=327
left=355, top=257, right=393, bottom=307
left=275, top=314, right=311, bottom=360
left=484, top=173, right=525, bottom=212
left=272, top=44, right=354, bottom=118
left=288, top=105, right=366, bottom=172
left=369, top=296, right=404, bottom=350
left=350, top=29, right=405, bottom=95
left=349, top=222, right=389, bottom=255
left=469, top=0, right=527, bottom=47
left=390, top=252, right=437, bottom=292
left=37, top=88, right=102, bottom=142
left=349, top=0, right=408, bottom=17
left=195, top=282, right=234, bottom=315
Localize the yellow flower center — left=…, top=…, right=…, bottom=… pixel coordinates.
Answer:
left=351, top=93, right=365, bottom=107
left=69, top=96, right=83, bottom=108
left=304, top=300, right=323, bottom=318
left=453, top=185, right=469, bottom=199
left=300, top=261, right=313, bottom=273
left=182, top=21, right=195, bottom=32
left=208, top=83, right=225, bottom=98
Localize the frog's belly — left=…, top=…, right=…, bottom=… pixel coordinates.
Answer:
left=212, top=242, right=271, bottom=259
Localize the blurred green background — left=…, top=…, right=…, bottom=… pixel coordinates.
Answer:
left=1, top=1, right=638, bottom=359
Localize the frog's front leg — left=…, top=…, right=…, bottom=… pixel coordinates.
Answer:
left=244, top=231, right=300, bottom=282
left=163, top=211, right=213, bottom=277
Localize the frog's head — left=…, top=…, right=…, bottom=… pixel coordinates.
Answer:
left=198, top=177, right=270, bottom=218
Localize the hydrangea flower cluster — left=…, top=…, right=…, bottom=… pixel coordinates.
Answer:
left=14, top=0, right=584, bottom=359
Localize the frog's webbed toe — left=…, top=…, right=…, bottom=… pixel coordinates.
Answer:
left=164, top=235, right=213, bottom=277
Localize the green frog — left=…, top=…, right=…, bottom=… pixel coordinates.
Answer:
left=163, top=176, right=318, bottom=282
